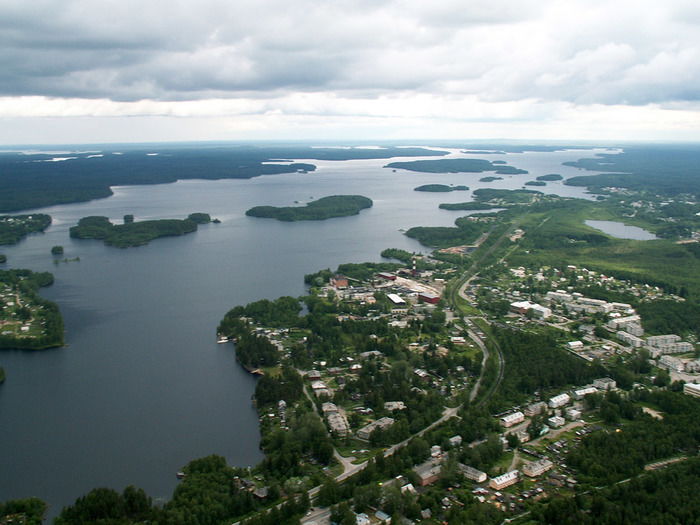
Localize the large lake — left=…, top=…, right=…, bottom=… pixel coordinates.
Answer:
left=0, top=146, right=615, bottom=516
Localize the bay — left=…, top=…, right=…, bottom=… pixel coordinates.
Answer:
left=0, top=146, right=614, bottom=517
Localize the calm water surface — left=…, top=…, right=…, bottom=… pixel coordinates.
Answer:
left=0, top=147, right=614, bottom=516
left=585, top=220, right=657, bottom=240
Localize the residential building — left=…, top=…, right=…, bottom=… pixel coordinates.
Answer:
left=593, top=377, right=616, bottom=390
left=617, top=330, right=644, bottom=348
left=448, top=435, right=463, bottom=447
left=683, top=383, right=700, bottom=398
left=414, top=459, right=442, bottom=486
left=646, top=334, right=681, bottom=347
left=327, top=412, right=349, bottom=437
left=458, top=464, right=487, bottom=483
left=546, top=291, right=572, bottom=303
left=500, top=411, right=525, bottom=428
left=572, top=386, right=597, bottom=400
left=522, top=459, right=553, bottom=477
left=659, top=355, right=685, bottom=373
left=489, top=470, right=519, bottom=490
left=357, top=417, right=395, bottom=440
left=547, top=416, right=565, bottom=428
left=384, top=401, right=407, bottom=411
left=565, top=408, right=582, bottom=421
left=548, top=393, right=570, bottom=409
left=524, top=401, right=547, bottom=416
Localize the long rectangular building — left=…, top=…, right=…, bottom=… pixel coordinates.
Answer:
left=489, top=470, right=519, bottom=490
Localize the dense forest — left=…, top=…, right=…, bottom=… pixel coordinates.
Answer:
left=406, top=215, right=494, bottom=248
left=487, top=325, right=603, bottom=410
left=564, top=145, right=700, bottom=196
left=531, top=457, right=700, bottom=525
left=566, top=390, right=700, bottom=486
left=0, top=145, right=447, bottom=213
left=536, top=173, right=563, bottom=181
left=69, top=215, right=203, bottom=248
left=385, top=158, right=527, bottom=175
left=0, top=214, right=51, bottom=245
left=246, top=195, right=373, bottom=221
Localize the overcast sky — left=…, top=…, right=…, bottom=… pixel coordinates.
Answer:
left=1, top=0, right=699, bottom=144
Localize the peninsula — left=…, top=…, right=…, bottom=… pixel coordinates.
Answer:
left=0, top=269, right=63, bottom=350
left=385, top=158, right=528, bottom=175
left=69, top=214, right=208, bottom=248
left=0, top=214, right=51, bottom=245
left=246, top=195, right=373, bottom=221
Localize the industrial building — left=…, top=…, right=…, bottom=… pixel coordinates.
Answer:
left=418, top=292, right=440, bottom=304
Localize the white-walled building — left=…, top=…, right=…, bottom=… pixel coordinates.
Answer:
left=500, top=411, right=525, bottom=428
left=548, top=393, right=571, bottom=409
left=489, top=470, right=519, bottom=490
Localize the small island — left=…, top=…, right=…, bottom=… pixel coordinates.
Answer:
left=479, top=176, right=503, bottom=182
left=537, top=173, right=563, bottom=181
left=0, top=254, right=5, bottom=263
left=0, top=214, right=51, bottom=245
left=525, top=180, right=547, bottom=187
left=51, top=245, right=64, bottom=255
left=69, top=214, right=208, bottom=248
left=385, top=158, right=527, bottom=175
left=414, top=184, right=469, bottom=192
left=245, top=195, right=372, bottom=222
left=0, top=366, right=5, bottom=383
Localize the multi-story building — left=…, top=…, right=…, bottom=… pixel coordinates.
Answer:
left=572, top=386, right=598, bottom=400
left=617, top=331, right=644, bottom=348
left=489, top=470, right=519, bottom=490
left=659, top=355, right=685, bottom=373
left=357, top=417, right=395, bottom=440
left=683, top=383, right=700, bottom=398
left=459, top=464, right=487, bottom=483
left=522, top=459, right=553, bottom=477
left=593, top=377, right=616, bottom=390
left=548, top=393, right=571, bottom=409
left=500, top=411, right=525, bottom=428
left=524, top=401, right=547, bottom=416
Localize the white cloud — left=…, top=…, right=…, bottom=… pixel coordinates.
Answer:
left=0, top=0, right=698, bottom=142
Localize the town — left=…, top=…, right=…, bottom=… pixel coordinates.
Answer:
left=214, top=223, right=700, bottom=525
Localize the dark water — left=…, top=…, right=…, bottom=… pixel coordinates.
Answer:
left=0, top=147, right=613, bottom=517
